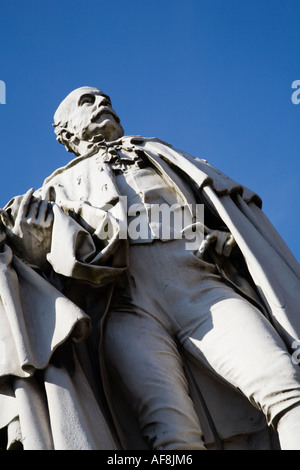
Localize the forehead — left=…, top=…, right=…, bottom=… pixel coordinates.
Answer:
left=54, top=87, right=109, bottom=123
left=69, top=87, right=107, bottom=102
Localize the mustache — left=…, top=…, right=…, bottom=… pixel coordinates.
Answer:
left=91, top=106, right=121, bottom=124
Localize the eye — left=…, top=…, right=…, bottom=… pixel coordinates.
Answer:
left=102, top=94, right=112, bottom=107
left=79, top=94, right=96, bottom=106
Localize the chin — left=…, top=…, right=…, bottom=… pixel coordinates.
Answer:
left=89, top=120, right=124, bottom=142
left=104, top=123, right=124, bottom=141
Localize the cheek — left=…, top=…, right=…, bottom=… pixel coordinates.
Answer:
left=70, top=111, right=91, bottom=132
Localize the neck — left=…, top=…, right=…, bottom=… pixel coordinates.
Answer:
left=71, top=126, right=124, bottom=157
left=71, top=139, right=93, bottom=156
left=72, top=136, right=125, bottom=159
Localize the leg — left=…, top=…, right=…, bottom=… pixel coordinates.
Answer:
left=104, top=241, right=300, bottom=449
left=175, top=292, right=300, bottom=449
left=276, top=405, right=300, bottom=450
left=103, top=308, right=206, bottom=450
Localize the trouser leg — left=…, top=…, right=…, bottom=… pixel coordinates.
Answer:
left=175, top=292, right=300, bottom=444
left=104, top=241, right=300, bottom=450
left=103, top=310, right=206, bottom=450
left=276, top=405, right=300, bottom=450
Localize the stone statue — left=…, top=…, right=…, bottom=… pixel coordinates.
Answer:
left=0, top=86, right=300, bottom=450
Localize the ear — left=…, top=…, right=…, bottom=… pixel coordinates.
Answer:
left=56, top=128, right=80, bottom=156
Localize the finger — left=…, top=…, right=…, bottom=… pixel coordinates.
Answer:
left=205, top=232, right=218, bottom=244
left=14, top=188, right=35, bottom=221
left=214, top=232, right=229, bottom=256
left=25, top=196, right=43, bottom=220
left=43, top=186, right=55, bottom=202
left=223, top=234, right=236, bottom=257
left=38, top=185, right=55, bottom=203
left=36, top=200, right=54, bottom=223
left=35, top=199, right=48, bottom=222
left=197, top=232, right=218, bottom=257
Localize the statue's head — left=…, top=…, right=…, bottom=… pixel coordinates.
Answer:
left=53, top=86, right=124, bottom=155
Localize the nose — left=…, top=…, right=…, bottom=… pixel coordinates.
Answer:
left=96, top=95, right=110, bottom=108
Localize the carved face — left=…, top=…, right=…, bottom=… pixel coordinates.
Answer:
left=54, top=86, right=124, bottom=143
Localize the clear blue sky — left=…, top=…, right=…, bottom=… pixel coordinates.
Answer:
left=0, top=0, right=299, bottom=260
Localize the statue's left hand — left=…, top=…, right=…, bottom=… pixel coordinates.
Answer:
left=197, top=229, right=236, bottom=259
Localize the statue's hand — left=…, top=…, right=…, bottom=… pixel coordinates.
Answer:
left=197, top=229, right=236, bottom=259
left=2, top=188, right=54, bottom=269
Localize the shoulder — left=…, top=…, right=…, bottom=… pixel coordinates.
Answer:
left=124, top=135, right=173, bottom=149
left=43, top=149, right=100, bottom=186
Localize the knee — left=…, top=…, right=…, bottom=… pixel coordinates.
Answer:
left=256, top=368, right=300, bottom=426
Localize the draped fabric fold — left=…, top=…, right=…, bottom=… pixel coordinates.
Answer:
left=0, top=243, right=118, bottom=449
left=0, top=244, right=91, bottom=379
